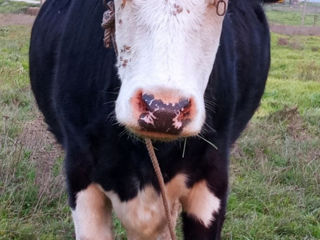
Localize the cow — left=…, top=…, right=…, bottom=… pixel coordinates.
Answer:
left=29, top=0, right=279, bottom=239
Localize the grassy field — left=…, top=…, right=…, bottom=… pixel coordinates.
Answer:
left=266, top=10, right=320, bottom=26
left=0, top=15, right=320, bottom=240
left=265, top=3, right=320, bottom=27
left=0, top=0, right=38, bottom=14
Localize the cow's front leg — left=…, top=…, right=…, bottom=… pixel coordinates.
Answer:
left=65, top=148, right=113, bottom=240
left=181, top=156, right=228, bottom=240
left=182, top=195, right=227, bottom=240
left=71, top=184, right=113, bottom=240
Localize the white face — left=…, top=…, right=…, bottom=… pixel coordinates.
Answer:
left=114, top=0, right=228, bottom=140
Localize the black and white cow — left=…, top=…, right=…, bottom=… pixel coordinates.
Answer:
left=29, top=0, right=279, bottom=239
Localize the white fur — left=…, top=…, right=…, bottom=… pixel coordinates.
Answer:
left=100, top=174, right=221, bottom=239
left=72, top=184, right=113, bottom=240
left=182, top=180, right=221, bottom=227
left=102, top=174, right=186, bottom=240
left=114, top=0, right=228, bottom=137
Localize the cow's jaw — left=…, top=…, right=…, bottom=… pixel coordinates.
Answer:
left=114, top=0, right=227, bottom=140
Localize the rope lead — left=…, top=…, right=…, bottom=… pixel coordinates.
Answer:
left=145, top=138, right=177, bottom=240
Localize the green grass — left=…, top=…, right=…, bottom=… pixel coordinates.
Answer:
left=0, top=25, right=74, bottom=239
left=0, top=19, right=319, bottom=240
left=221, top=32, right=320, bottom=240
left=0, top=0, right=38, bottom=14
left=224, top=106, right=320, bottom=239
left=266, top=9, right=320, bottom=26
left=0, top=26, right=31, bottom=132
left=270, top=34, right=320, bottom=82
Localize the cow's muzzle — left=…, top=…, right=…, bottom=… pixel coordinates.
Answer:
left=130, top=91, right=195, bottom=139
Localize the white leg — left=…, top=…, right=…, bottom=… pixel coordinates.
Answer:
left=72, top=184, right=114, bottom=240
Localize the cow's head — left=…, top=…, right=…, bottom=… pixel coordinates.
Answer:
left=114, top=0, right=228, bottom=140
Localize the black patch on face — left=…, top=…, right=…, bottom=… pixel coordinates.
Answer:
left=138, top=94, right=191, bottom=135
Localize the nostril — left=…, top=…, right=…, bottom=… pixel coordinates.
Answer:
left=178, top=98, right=192, bottom=120
left=141, top=93, right=155, bottom=111
left=141, top=94, right=155, bottom=105
left=136, top=92, right=152, bottom=112
left=178, top=98, right=191, bottom=111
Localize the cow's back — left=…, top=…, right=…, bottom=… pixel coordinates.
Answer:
left=209, top=0, right=271, bottom=144
left=30, top=0, right=118, bottom=145
left=231, top=0, right=270, bottom=142
left=29, top=0, right=71, bottom=143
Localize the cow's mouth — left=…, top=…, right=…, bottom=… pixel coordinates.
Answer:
left=127, top=127, right=195, bottom=141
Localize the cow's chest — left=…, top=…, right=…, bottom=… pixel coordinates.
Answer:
left=102, top=174, right=221, bottom=239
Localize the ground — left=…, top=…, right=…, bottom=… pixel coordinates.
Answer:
left=270, top=24, right=320, bottom=35
left=0, top=7, right=319, bottom=240
left=0, top=13, right=35, bottom=26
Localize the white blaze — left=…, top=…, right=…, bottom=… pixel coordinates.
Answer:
left=114, top=0, right=228, bottom=136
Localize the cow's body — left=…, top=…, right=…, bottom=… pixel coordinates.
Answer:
left=30, top=0, right=273, bottom=239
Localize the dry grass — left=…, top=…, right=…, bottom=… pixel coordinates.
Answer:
left=0, top=13, right=35, bottom=26
left=299, top=61, right=320, bottom=82
left=19, top=115, right=64, bottom=207
left=270, top=24, right=320, bottom=36
left=0, top=24, right=73, bottom=239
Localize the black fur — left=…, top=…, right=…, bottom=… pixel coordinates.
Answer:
left=29, top=0, right=272, bottom=238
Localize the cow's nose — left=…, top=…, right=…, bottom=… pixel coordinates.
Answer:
left=136, top=93, right=192, bottom=135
